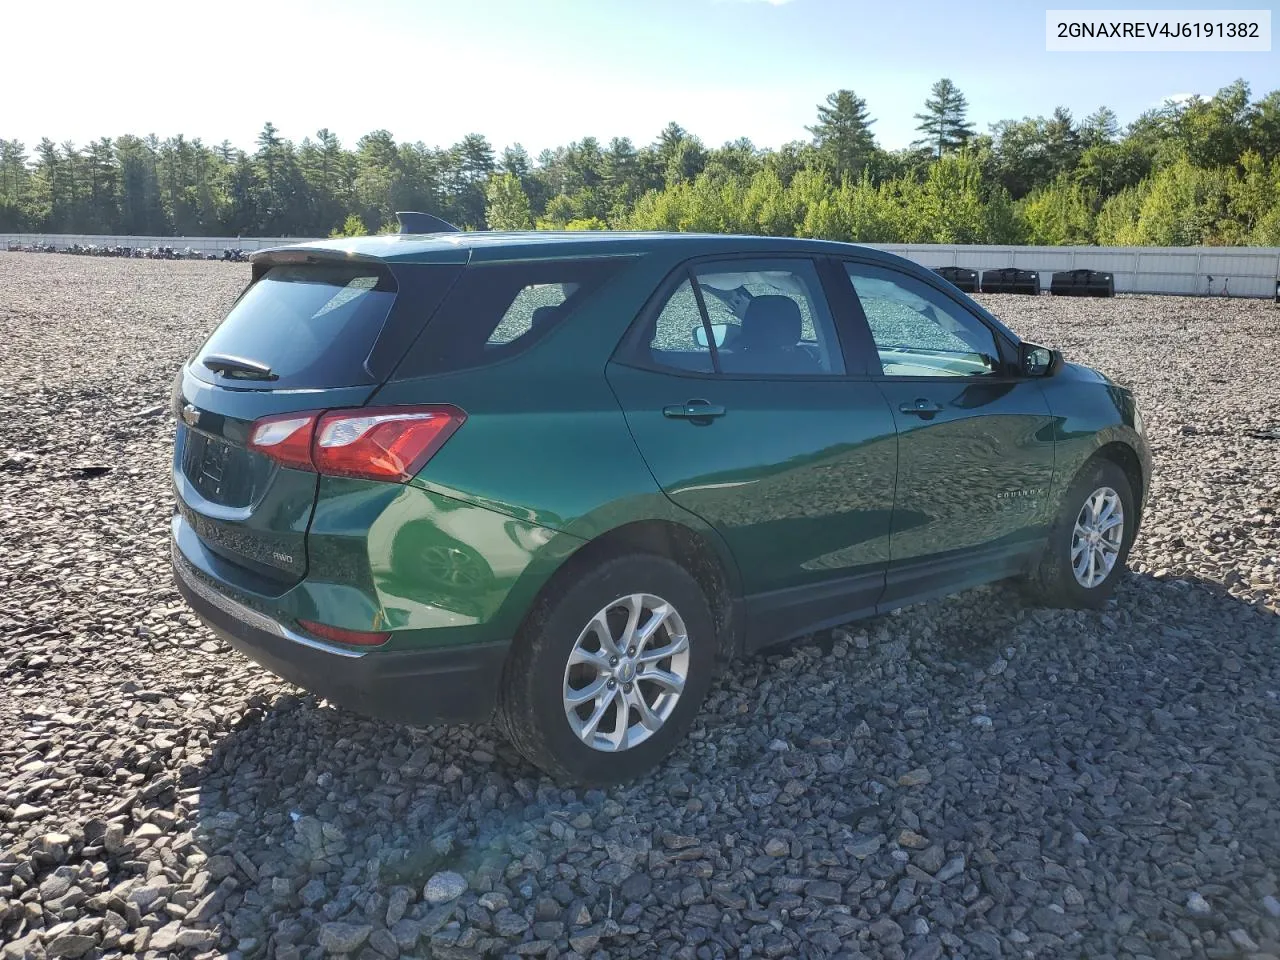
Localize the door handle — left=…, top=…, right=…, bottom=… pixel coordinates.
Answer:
left=663, top=399, right=727, bottom=421
left=899, top=399, right=943, bottom=419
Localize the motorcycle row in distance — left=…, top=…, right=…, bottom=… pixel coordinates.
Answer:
left=5, top=242, right=250, bottom=262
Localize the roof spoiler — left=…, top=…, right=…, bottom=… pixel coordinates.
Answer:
left=396, top=211, right=461, bottom=234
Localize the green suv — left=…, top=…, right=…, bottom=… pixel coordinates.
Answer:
left=171, top=227, right=1150, bottom=784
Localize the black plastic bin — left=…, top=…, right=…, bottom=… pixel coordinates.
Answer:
left=1050, top=269, right=1115, bottom=297
left=981, top=268, right=1040, bottom=295
left=932, top=266, right=979, bottom=293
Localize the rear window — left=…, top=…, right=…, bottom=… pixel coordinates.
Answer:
left=393, top=258, right=628, bottom=377
left=193, top=263, right=397, bottom=389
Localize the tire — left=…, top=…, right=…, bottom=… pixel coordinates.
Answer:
left=1024, top=457, right=1136, bottom=610
left=497, top=553, right=716, bottom=785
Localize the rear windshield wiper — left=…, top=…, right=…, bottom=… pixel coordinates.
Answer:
left=202, top=354, right=278, bottom=381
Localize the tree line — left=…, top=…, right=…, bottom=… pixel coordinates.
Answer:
left=2, top=78, right=1278, bottom=246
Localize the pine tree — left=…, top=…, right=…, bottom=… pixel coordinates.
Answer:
left=807, top=91, right=877, bottom=179
left=656, top=123, right=688, bottom=164
left=60, top=142, right=83, bottom=230
left=448, top=133, right=496, bottom=228
left=500, top=144, right=532, bottom=180
left=1043, top=107, right=1082, bottom=180
left=602, top=137, right=640, bottom=207
left=1081, top=106, right=1120, bottom=146
left=653, top=124, right=705, bottom=188
left=84, top=138, right=118, bottom=232
left=913, top=79, right=974, bottom=158
left=31, top=139, right=61, bottom=229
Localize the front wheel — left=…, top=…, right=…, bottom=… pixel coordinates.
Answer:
left=497, top=554, right=716, bottom=785
left=1024, top=458, right=1136, bottom=609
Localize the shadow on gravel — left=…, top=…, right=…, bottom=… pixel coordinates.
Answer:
left=183, top=570, right=1280, bottom=958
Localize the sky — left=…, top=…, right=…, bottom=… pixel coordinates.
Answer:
left=5, top=0, right=1276, bottom=156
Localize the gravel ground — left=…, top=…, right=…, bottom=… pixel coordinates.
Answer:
left=2, top=252, right=1279, bottom=960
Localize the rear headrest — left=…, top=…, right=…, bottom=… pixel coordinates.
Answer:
left=740, top=295, right=802, bottom=349
left=529, top=305, right=561, bottom=331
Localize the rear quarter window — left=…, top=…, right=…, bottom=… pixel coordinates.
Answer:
left=193, top=263, right=397, bottom=389
left=393, top=258, right=629, bottom=377
left=487, top=283, right=579, bottom=344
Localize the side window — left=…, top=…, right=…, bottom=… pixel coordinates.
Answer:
left=844, top=264, right=1001, bottom=378
left=649, top=279, right=715, bottom=373
left=695, top=260, right=843, bottom=376
left=394, top=258, right=625, bottom=377
left=488, top=283, right=578, bottom=345
left=643, top=258, right=843, bottom=376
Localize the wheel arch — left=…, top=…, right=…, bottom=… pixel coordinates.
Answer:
left=513, top=519, right=742, bottom=668
left=1094, top=441, right=1144, bottom=496
left=1054, top=423, right=1149, bottom=524
left=1088, top=439, right=1147, bottom=528
left=1023, top=438, right=1144, bottom=610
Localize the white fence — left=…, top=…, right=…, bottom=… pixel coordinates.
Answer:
left=4, top=234, right=1279, bottom=298
left=867, top=244, right=1280, bottom=298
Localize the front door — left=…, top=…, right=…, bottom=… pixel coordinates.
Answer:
left=606, top=256, right=898, bottom=647
left=837, top=260, right=1057, bottom=607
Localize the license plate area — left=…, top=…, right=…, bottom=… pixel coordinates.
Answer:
left=183, top=432, right=255, bottom=506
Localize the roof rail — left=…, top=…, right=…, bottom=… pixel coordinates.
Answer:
left=396, top=211, right=461, bottom=234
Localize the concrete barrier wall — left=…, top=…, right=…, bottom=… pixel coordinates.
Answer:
left=4, top=234, right=1279, bottom=298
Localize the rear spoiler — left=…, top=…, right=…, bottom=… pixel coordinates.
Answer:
left=246, top=211, right=462, bottom=278
left=396, top=211, right=460, bottom=234
left=248, top=246, right=388, bottom=281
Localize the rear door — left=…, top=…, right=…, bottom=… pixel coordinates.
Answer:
left=607, top=256, right=898, bottom=647
left=173, top=256, right=460, bottom=588
left=837, top=259, right=1056, bottom=605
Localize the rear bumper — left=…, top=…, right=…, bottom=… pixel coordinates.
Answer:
left=172, top=545, right=507, bottom=725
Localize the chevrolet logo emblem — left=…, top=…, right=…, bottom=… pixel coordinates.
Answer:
left=181, top=404, right=200, bottom=428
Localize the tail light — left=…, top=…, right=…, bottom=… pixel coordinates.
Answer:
left=247, top=414, right=316, bottom=471
left=315, top=406, right=465, bottom=481
left=296, top=619, right=391, bottom=647
left=247, top=405, right=465, bottom=482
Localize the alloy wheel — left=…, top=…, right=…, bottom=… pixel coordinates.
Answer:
left=562, top=593, right=690, bottom=752
left=1071, top=485, right=1125, bottom=588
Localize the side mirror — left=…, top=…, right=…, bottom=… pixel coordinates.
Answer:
left=1021, top=342, right=1063, bottom=377
left=693, top=323, right=729, bottom=349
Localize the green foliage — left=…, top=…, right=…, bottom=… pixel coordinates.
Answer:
left=330, top=213, right=367, bottom=238
left=1174, top=81, right=1251, bottom=169
left=1074, top=140, right=1151, bottom=197
left=916, top=151, right=988, bottom=242
left=1119, top=157, right=1233, bottom=245
left=1094, top=183, right=1150, bottom=246
left=1020, top=179, right=1097, bottom=245
left=1227, top=151, right=1279, bottom=241
left=1253, top=202, right=1280, bottom=245
left=485, top=173, right=533, bottom=230
left=3, top=79, right=1279, bottom=245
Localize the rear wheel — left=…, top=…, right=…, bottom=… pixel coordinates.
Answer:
left=1024, top=458, right=1135, bottom=609
left=498, top=554, right=715, bottom=784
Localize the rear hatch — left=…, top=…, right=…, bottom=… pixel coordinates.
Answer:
left=173, top=253, right=459, bottom=589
